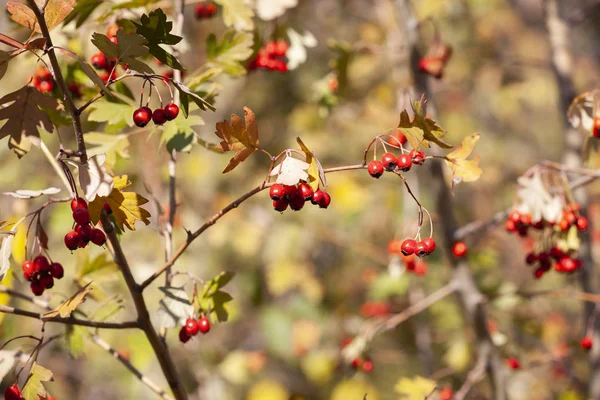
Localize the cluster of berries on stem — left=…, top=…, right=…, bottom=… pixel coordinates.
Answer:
left=388, top=240, right=428, bottom=275
left=32, top=66, right=54, bottom=93
left=248, top=40, right=289, bottom=72
left=269, top=182, right=330, bottom=212
left=21, top=255, right=64, bottom=296
left=179, top=316, right=211, bottom=343
left=64, top=197, right=106, bottom=252
left=194, top=2, right=217, bottom=19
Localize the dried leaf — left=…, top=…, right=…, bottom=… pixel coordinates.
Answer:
left=297, top=137, right=323, bottom=191
left=215, top=107, right=259, bottom=173
left=0, top=86, right=58, bottom=157
left=398, top=96, right=452, bottom=149
left=445, top=133, right=482, bottom=188
left=7, top=0, right=75, bottom=32
left=88, top=175, right=151, bottom=231
left=43, top=283, right=93, bottom=320
left=3, top=187, right=60, bottom=199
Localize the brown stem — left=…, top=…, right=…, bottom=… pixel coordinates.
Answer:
left=26, top=0, right=87, bottom=162
left=100, top=212, right=188, bottom=400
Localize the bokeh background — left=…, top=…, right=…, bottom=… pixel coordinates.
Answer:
left=2, top=0, right=600, bottom=399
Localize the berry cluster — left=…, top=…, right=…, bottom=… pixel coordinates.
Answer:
left=351, top=357, right=374, bottom=373
left=32, top=66, right=54, bottom=93
left=388, top=239, right=428, bottom=275
left=400, top=237, right=436, bottom=258
left=4, top=384, right=55, bottom=400
left=194, top=2, right=217, bottom=19
left=593, top=116, right=600, bottom=138
left=179, top=316, right=210, bottom=343
left=132, top=103, right=179, bottom=127
left=21, top=256, right=64, bottom=296
left=269, top=183, right=331, bottom=212
left=367, top=149, right=425, bottom=179
left=63, top=197, right=106, bottom=251
left=248, top=41, right=289, bottom=72
left=505, top=203, right=588, bottom=278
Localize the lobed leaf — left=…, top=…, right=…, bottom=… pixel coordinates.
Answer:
left=445, top=133, right=482, bottom=188
left=215, top=107, right=259, bottom=173
left=42, top=282, right=93, bottom=320
left=22, top=363, right=53, bottom=400
left=214, top=0, right=254, bottom=32
left=7, top=0, right=74, bottom=32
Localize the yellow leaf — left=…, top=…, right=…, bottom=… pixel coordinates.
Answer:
left=443, top=338, right=471, bottom=371
left=397, top=95, right=452, bottom=150
left=296, top=137, right=320, bottom=191
left=11, top=219, right=27, bottom=264
left=0, top=271, right=13, bottom=326
left=331, top=380, right=380, bottom=400
left=445, top=133, right=482, bottom=187
left=42, top=282, right=93, bottom=320
left=88, top=175, right=151, bottom=231
left=246, top=379, right=289, bottom=400
left=394, top=376, right=437, bottom=400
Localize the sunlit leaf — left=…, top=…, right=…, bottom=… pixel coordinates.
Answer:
left=214, top=0, right=254, bottom=32
left=133, top=8, right=184, bottom=70
left=200, top=271, right=234, bottom=322
left=85, top=132, right=130, bottom=169
left=7, top=0, right=75, bottom=32
left=394, top=376, right=437, bottom=400
left=215, top=107, right=259, bottom=173
left=21, top=363, right=53, bottom=400
left=161, top=115, right=204, bottom=153
left=205, top=31, right=254, bottom=76
left=398, top=96, right=452, bottom=149
left=65, top=325, right=86, bottom=359
left=156, top=286, right=194, bottom=328
left=87, top=100, right=136, bottom=127
left=445, top=133, right=482, bottom=188
left=42, top=282, right=93, bottom=320
left=296, top=137, right=322, bottom=191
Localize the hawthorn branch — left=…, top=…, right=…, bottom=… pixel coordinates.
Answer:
left=26, top=0, right=87, bottom=163
left=139, top=163, right=366, bottom=290
left=100, top=211, right=188, bottom=400
left=0, top=304, right=137, bottom=329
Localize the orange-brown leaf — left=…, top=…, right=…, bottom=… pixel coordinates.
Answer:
left=214, top=106, right=259, bottom=173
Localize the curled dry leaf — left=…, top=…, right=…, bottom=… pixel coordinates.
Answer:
left=444, top=133, right=482, bottom=188
left=215, top=107, right=259, bottom=173
left=3, top=187, right=60, bottom=199
left=7, top=0, right=75, bottom=32
left=42, top=282, right=93, bottom=319
left=270, top=156, right=310, bottom=186
left=67, top=154, right=114, bottom=202
left=296, top=137, right=326, bottom=190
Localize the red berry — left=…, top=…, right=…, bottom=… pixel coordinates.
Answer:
left=452, top=241, right=468, bottom=258
left=109, top=35, right=119, bottom=45
left=351, top=357, right=362, bottom=369
left=198, top=316, right=210, bottom=334
left=4, top=384, right=23, bottom=400
left=318, top=192, right=331, bottom=209
left=50, top=263, right=64, bottom=279
left=269, top=184, right=285, bottom=200
left=91, top=229, right=106, bottom=246
left=184, top=318, right=199, bottom=336
left=439, top=388, right=453, bottom=400
left=38, top=80, right=54, bottom=93
left=283, top=185, right=299, bottom=200
left=558, top=218, right=570, bottom=231
left=581, top=336, right=593, bottom=350
left=73, top=207, right=90, bottom=225
left=133, top=107, right=152, bottom=128
left=77, top=224, right=93, bottom=243
left=30, top=281, right=44, bottom=296
left=35, top=66, right=52, bottom=80
left=559, top=256, right=576, bottom=273
left=152, top=108, right=167, bottom=125
left=273, top=198, right=289, bottom=212
left=534, top=267, right=545, bottom=279
left=576, top=216, right=589, bottom=231
left=506, top=357, right=520, bottom=369
left=274, top=40, right=289, bottom=56
left=409, top=149, right=426, bottom=165
left=64, top=231, right=80, bottom=251
left=396, top=154, right=412, bottom=172
left=549, top=247, right=564, bottom=260
left=91, top=52, right=108, bottom=70
left=39, top=274, right=54, bottom=289
left=206, top=3, right=217, bottom=15
left=381, top=152, right=397, bottom=171
left=311, top=189, right=325, bottom=205
left=415, top=241, right=428, bottom=257
left=70, top=197, right=88, bottom=211
left=400, top=239, right=417, bottom=256
left=537, top=252, right=549, bottom=264
left=387, top=239, right=403, bottom=255
left=179, top=327, right=191, bottom=343
left=525, top=252, right=537, bottom=265
left=33, top=256, right=50, bottom=272
left=505, top=219, right=516, bottom=232
left=362, top=359, right=374, bottom=373
left=22, top=260, right=34, bottom=276
left=509, top=211, right=521, bottom=223
left=289, top=196, right=305, bottom=211
left=368, top=160, right=384, bottom=178
left=164, top=103, right=179, bottom=121
left=422, top=237, right=436, bottom=254
left=564, top=211, right=576, bottom=225
left=298, top=182, right=314, bottom=200
left=594, top=117, right=600, bottom=138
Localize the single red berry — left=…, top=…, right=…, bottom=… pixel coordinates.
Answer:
left=569, top=202, right=582, bottom=212
left=22, top=260, right=34, bottom=275
left=520, top=213, right=533, bottom=226
left=152, top=108, right=167, bottom=125
left=594, top=117, right=600, bottom=138
left=206, top=3, right=217, bottom=15
left=283, top=185, right=299, bottom=200
left=184, top=318, right=199, bottom=336
left=564, top=211, right=577, bottom=225
left=91, top=229, right=107, bottom=246
left=133, top=107, right=152, bottom=128
left=422, top=237, right=436, bottom=254
left=381, top=152, right=397, bottom=171
left=415, top=241, right=428, bottom=257
left=558, top=218, right=570, bottom=231
left=362, top=359, right=374, bottom=373
left=50, top=263, right=64, bottom=279
left=64, top=231, right=80, bottom=251
left=396, top=154, right=412, bottom=172
left=576, top=216, right=589, bottom=231
left=38, top=80, right=54, bottom=93
left=525, top=252, right=537, bottom=265
left=367, top=160, right=384, bottom=178
left=164, top=103, right=180, bottom=121
left=509, top=211, right=521, bottom=223
left=534, top=267, right=545, bottom=279
left=537, top=252, right=549, bottom=264
left=4, top=384, right=23, bottom=400
left=439, top=388, right=453, bottom=400
left=264, top=41, right=277, bottom=55
left=91, top=52, right=108, bottom=70
left=559, top=256, right=577, bottom=273
left=68, top=81, right=81, bottom=98
left=400, top=239, right=417, bottom=256
left=77, top=224, right=93, bottom=243
left=506, top=357, right=520, bottom=369
left=70, top=197, right=88, bottom=211
left=318, top=191, right=331, bottom=209
left=31, top=280, right=44, bottom=296
left=269, top=184, right=285, bottom=200
left=39, top=274, right=54, bottom=289
left=311, top=189, right=325, bottom=205
left=581, top=336, right=593, bottom=350
left=414, top=260, right=428, bottom=275
left=298, top=182, right=314, bottom=200
left=409, top=149, right=426, bottom=165
left=452, top=241, right=468, bottom=258
left=289, top=196, right=305, bottom=211
left=273, top=198, right=289, bottom=212
left=351, top=357, right=362, bottom=369
left=73, top=207, right=91, bottom=225
left=179, top=327, right=191, bottom=343
left=504, top=219, right=516, bottom=232
left=33, top=256, right=50, bottom=272
left=198, top=316, right=210, bottom=334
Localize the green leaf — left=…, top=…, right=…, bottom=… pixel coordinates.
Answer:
left=63, top=0, right=102, bottom=27
left=88, top=100, right=136, bottom=126
left=79, top=59, right=111, bottom=94
left=22, top=363, right=53, bottom=400
left=39, top=106, right=72, bottom=127
left=147, top=44, right=184, bottom=70
left=85, top=132, right=130, bottom=169
left=172, top=80, right=216, bottom=113
left=75, top=250, right=118, bottom=280
left=205, top=31, right=254, bottom=76
left=200, top=272, right=234, bottom=322
left=161, top=115, right=204, bottom=152
left=214, top=0, right=254, bottom=32
left=65, top=325, right=86, bottom=359
left=91, top=30, right=153, bottom=74
left=133, top=8, right=184, bottom=70
left=112, top=0, right=161, bottom=10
